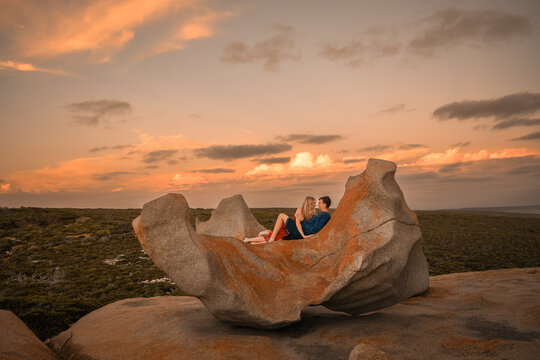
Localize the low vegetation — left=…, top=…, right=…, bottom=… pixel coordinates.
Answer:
left=1, top=207, right=539, bottom=340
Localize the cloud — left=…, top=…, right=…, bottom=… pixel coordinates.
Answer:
left=192, top=168, right=235, bottom=174
left=412, top=147, right=538, bottom=167
left=438, top=162, right=465, bottom=173
left=433, top=92, right=540, bottom=120
left=253, top=157, right=291, bottom=164
left=276, top=134, right=343, bottom=144
left=319, top=39, right=400, bottom=67
left=0, top=60, right=69, bottom=75
left=194, top=143, right=292, bottom=160
left=376, top=104, right=414, bottom=115
left=290, top=152, right=331, bottom=168
left=451, top=141, right=470, bottom=147
left=92, top=171, right=132, bottom=181
left=142, top=149, right=178, bottom=163
left=398, top=144, right=424, bottom=150
left=141, top=10, right=231, bottom=59
left=88, top=146, right=109, bottom=153
left=342, top=157, right=365, bottom=164
left=68, top=100, right=132, bottom=126
left=0, top=0, right=229, bottom=63
left=358, top=144, right=391, bottom=152
left=493, top=118, right=540, bottom=130
left=511, top=131, right=540, bottom=141
left=220, top=24, right=300, bottom=71
left=408, top=8, right=532, bottom=57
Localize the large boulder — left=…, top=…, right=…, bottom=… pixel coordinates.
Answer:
left=132, top=158, right=429, bottom=328
left=0, top=310, right=59, bottom=360
left=48, top=268, right=540, bottom=360
left=196, top=194, right=266, bottom=239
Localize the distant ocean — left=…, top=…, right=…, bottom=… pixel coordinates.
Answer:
left=441, top=205, right=540, bottom=216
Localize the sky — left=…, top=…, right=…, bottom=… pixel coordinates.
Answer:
left=1, top=0, right=539, bottom=210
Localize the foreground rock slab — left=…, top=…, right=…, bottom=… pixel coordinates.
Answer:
left=132, top=158, right=429, bottom=328
left=48, top=268, right=540, bottom=360
left=0, top=310, right=59, bottom=360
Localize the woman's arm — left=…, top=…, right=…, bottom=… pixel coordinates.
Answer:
left=294, top=208, right=310, bottom=238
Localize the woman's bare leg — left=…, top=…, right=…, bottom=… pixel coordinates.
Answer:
left=267, top=213, right=288, bottom=242
left=243, top=236, right=265, bottom=243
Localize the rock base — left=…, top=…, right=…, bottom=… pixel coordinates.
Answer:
left=48, top=268, right=540, bottom=360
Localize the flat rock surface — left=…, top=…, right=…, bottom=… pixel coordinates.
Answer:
left=49, top=267, right=540, bottom=360
left=0, top=309, right=59, bottom=360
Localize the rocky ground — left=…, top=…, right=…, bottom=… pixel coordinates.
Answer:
left=2, top=267, right=537, bottom=360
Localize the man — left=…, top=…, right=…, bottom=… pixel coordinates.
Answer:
left=268, top=196, right=332, bottom=242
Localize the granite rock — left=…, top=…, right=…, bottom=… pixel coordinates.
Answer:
left=196, top=194, right=266, bottom=240
left=48, top=268, right=540, bottom=360
left=132, top=158, right=429, bottom=328
left=0, top=309, right=59, bottom=360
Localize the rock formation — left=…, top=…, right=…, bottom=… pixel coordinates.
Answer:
left=132, top=158, right=429, bottom=328
left=48, top=268, right=540, bottom=360
left=196, top=194, right=266, bottom=239
left=0, top=310, right=59, bottom=360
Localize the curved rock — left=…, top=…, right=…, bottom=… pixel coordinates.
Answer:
left=196, top=194, right=266, bottom=239
left=132, top=158, right=429, bottom=328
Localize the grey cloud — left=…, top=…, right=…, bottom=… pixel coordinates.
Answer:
left=194, top=143, right=292, bottom=161
left=358, top=144, right=391, bottom=152
left=451, top=141, right=470, bottom=147
left=378, top=104, right=407, bottom=114
left=220, top=24, right=300, bottom=71
left=142, top=149, right=178, bottom=164
left=343, top=158, right=365, bottom=164
left=398, top=144, right=424, bottom=150
left=511, top=131, right=540, bottom=141
left=192, top=168, right=235, bottom=174
left=409, top=8, right=532, bottom=57
left=145, top=165, right=159, bottom=169
left=67, top=100, right=132, bottom=126
left=319, top=39, right=400, bottom=67
left=398, top=171, right=439, bottom=182
left=111, top=144, right=134, bottom=150
left=276, top=134, right=343, bottom=144
left=493, top=118, right=540, bottom=130
left=253, top=157, right=291, bottom=164
left=433, top=92, right=540, bottom=120
left=92, top=171, right=131, bottom=181
left=88, top=146, right=109, bottom=153
left=438, top=162, right=465, bottom=173
left=505, top=164, right=540, bottom=175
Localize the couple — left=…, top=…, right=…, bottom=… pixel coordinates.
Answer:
left=244, top=196, right=331, bottom=244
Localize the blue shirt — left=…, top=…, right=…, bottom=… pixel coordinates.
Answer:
left=302, top=212, right=331, bottom=235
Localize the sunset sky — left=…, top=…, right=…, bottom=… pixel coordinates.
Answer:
left=1, top=0, right=539, bottom=209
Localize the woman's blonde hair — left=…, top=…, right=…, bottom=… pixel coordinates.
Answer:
left=302, top=196, right=317, bottom=221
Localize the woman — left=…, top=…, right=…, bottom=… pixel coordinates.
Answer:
left=243, top=196, right=317, bottom=244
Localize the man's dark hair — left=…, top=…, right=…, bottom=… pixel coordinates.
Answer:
left=319, top=196, right=331, bottom=208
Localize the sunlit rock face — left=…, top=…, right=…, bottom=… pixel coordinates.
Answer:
left=195, top=194, right=266, bottom=240
left=132, top=158, right=429, bottom=328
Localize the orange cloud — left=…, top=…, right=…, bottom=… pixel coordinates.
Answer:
left=0, top=60, right=69, bottom=75
left=141, top=10, right=232, bottom=58
left=1, top=0, right=230, bottom=62
left=412, top=147, right=537, bottom=167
